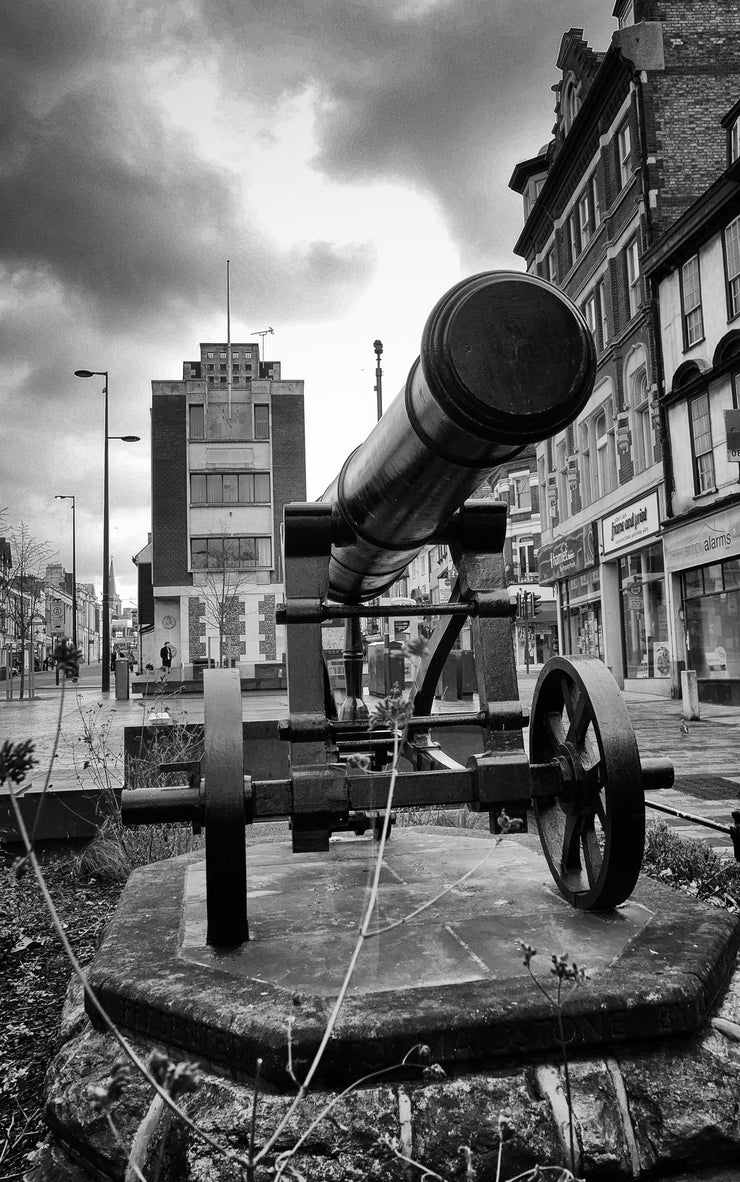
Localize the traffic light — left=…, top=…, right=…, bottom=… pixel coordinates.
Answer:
left=531, top=593, right=542, bottom=617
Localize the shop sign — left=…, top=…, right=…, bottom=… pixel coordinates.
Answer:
left=537, top=521, right=598, bottom=584
left=663, top=503, right=740, bottom=572
left=725, top=409, right=740, bottom=461
left=601, top=490, right=660, bottom=557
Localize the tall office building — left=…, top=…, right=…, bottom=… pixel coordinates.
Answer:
left=149, top=341, right=306, bottom=675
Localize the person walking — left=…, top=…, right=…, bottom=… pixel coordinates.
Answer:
left=160, top=641, right=173, bottom=681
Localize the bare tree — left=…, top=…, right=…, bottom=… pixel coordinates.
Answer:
left=2, top=523, right=54, bottom=698
left=198, top=567, right=255, bottom=668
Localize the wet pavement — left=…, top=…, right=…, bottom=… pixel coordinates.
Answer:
left=2, top=662, right=739, bottom=851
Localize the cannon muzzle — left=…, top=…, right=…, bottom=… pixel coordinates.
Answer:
left=323, top=271, right=595, bottom=603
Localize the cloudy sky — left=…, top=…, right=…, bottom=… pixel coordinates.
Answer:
left=0, top=0, right=616, bottom=607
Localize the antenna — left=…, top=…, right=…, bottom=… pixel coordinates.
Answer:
left=251, top=327, right=274, bottom=357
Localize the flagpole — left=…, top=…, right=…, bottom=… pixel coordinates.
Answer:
left=226, top=259, right=232, bottom=419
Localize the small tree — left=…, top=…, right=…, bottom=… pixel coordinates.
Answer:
left=198, top=566, right=253, bottom=667
left=2, top=524, right=54, bottom=698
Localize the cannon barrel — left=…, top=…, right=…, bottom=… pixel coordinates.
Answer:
left=322, top=271, right=596, bottom=603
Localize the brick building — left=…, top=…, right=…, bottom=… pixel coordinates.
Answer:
left=149, top=341, right=306, bottom=676
left=509, top=0, right=740, bottom=695
left=644, top=119, right=740, bottom=703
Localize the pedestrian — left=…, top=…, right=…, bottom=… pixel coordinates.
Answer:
left=110, top=651, right=117, bottom=673
left=160, top=641, right=173, bottom=680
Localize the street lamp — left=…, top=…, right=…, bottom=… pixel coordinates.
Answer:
left=54, top=495, right=77, bottom=653
left=74, top=369, right=140, bottom=692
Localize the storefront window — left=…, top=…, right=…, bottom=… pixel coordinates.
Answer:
left=683, top=557, right=740, bottom=681
left=563, top=569, right=602, bottom=658
left=619, top=543, right=668, bottom=678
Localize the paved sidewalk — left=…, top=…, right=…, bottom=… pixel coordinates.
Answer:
left=2, top=664, right=739, bottom=851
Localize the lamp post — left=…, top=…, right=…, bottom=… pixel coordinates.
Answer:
left=74, top=369, right=140, bottom=692
left=373, top=339, right=383, bottom=422
left=54, top=495, right=77, bottom=654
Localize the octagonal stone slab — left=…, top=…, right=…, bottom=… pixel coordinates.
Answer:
left=87, top=827, right=740, bottom=1088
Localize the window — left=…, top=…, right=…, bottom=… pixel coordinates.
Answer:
left=630, top=367, right=652, bottom=473
left=220, top=363, right=226, bottom=372
left=515, top=537, right=536, bottom=579
left=511, top=473, right=531, bottom=512
left=556, top=439, right=568, bottom=519
left=689, top=392, right=715, bottom=494
left=206, top=351, right=214, bottom=359
left=730, top=116, right=740, bottom=164
left=567, top=212, right=580, bottom=265
left=617, top=121, right=632, bottom=188
left=254, top=404, right=270, bottom=440
left=680, top=255, right=704, bottom=347
left=597, top=278, right=609, bottom=346
left=190, top=472, right=271, bottom=504
left=583, top=291, right=598, bottom=339
left=578, top=191, right=592, bottom=248
left=619, top=1, right=635, bottom=28
left=189, top=404, right=205, bottom=439
left=544, top=248, right=556, bottom=283
left=191, top=536, right=272, bottom=570
left=220, top=351, right=227, bottom=359
left=626, top=237, right=641, bottom=318
left=582, top=280, right=608, bottom=352
left=725, top=216, right=740, bottom=319
left=594, top=408, right=616, bottom=496
left=232, top=352, right=240, bottom=359
left=579, top=422, right=591, bottom=506
left=207, top=363, right=214, bottom=372
left=562, top=77, right=579, bottom=133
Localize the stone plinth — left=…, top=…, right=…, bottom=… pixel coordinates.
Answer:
left=86, top=828, right=739, bottom=1088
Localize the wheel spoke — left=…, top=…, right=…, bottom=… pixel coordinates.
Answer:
left=561, top=811, right=582, bottom=874
left=593, top=792, right=607, bottom=828
left=565, top=689, right=593, bottom=747
left=581, top=819, right=603, bottom=888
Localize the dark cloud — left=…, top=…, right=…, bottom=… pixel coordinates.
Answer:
left=0, top=0, right=374, bottom=336
left=194, top=0, right=616, bottom=264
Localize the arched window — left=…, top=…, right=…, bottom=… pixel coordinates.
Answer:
left=594, top=406, right=617, bottom=496
left=630, top=367, right=652, bottom=472
left=672, top=360, right=704, bottom=393
left=562, top=77, right=579, bottom=134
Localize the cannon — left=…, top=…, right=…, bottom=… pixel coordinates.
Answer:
left=122, top=271, right=674, bottom=946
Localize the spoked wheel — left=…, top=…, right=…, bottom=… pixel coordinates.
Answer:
left=203, top=669, right=248, bottom=944
left=529, top=656, right=645, bottom=910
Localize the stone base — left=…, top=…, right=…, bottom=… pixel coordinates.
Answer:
left=85, top=828, right=739, bottom=1088
left=27, top=828, right=740, bottom=1180
left=28, top=972, right=740, bottom=1181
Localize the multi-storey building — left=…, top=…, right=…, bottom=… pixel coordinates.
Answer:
left=644, top=116, right=740, bottom=703
left=509, top=0, right=740, bottom=695
left=482, top=450, right=558, bottom=667
left=149, top=341, right=306, bottom=675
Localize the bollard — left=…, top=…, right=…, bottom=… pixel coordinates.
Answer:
left=115, top=657, right=130, bottom=701
left=680, top=669, right=700, bottom=721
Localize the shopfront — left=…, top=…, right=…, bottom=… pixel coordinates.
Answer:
left=538, top=522, right=600, bottom=658
left=601, top=490, right=670, bottom=693
left=663, top=503, right=740, bottom=705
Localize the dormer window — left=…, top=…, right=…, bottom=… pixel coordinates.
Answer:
left=562, top=77, right=579, bottom=134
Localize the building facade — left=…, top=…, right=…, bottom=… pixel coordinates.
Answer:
left=645, top=123, right=740, bottom=703
left=509, top=0, right=740, bottom=694
left=150, top=341, right=306, bottom=675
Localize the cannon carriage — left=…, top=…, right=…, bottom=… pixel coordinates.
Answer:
left=122, top=271, right=673, bottom=946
